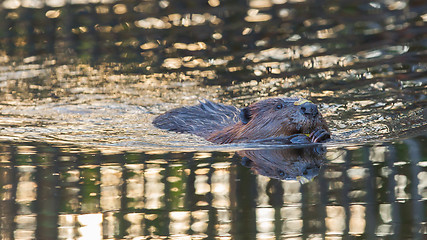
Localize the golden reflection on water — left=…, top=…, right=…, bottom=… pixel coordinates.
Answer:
left=0, top=0, right=425, bottom=238
left=0, top=0, right=425, bottom=147
left=0, top=139, right=426, bottom=238
left=3, top=0, right=119, bottom=9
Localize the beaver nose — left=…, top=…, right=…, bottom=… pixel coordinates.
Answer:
left=300, top=102, right=318, bottom=117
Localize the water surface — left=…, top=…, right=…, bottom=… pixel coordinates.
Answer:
left=0, top=0, right=426, bottom=239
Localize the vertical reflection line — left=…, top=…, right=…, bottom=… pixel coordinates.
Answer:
left=184, top=153, right=196, bottom=236
left=301, top=181, right=308, bottom=238
left=100, top=161, right=120, bottom=238
left=163, top=155, right=171, bottom=236
left=267, top=180, right=284, bottom=239
left=0, top=147, right=4, bottom=238
left=20, top=149, right=37, bottom=240
left=0, top=144, right=9, bottom=239
left=56, top=147, right=63, bottom=238
left=206, top=159, right=216, bottom=238
left=364, top=146, right=376, bottom=238
left=141, top=153, right=148, bottom=237
left=34, top=147, right=42, bottom=240
left=35, top=145, right=60, bottom=240
left=387, top=144, right=400, bottom=240
left=120, top=153, right=128, bottom=238
left=229, top=159, right=237, bottom=238
left=130, top=152, right=146, bottom=237
left=274, top=202, right=282, bottom=240
left=319, top=161, right=328, bottom=238
left=9, top=145, right=18, bottom=240
left=74, top=151, right=83, bottom=238
left=404, top=139, right=423, bottom=239
left=302, top=165, right=326, bottom=238
left=78, top=151, right=101, bottom=237
left=234, top=162, right=257, bottom=238
left=343, top=150, right=351, bottom=238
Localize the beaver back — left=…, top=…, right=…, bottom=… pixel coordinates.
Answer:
left=152, top=100, right=240, bottom=138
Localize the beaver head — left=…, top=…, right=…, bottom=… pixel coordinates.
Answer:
left=207, top=98, right=329, bottom=144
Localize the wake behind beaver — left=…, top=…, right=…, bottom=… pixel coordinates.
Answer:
left=153, top=98, right=331, bottom=144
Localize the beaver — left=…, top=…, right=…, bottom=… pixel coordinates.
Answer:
left=153, top=97, right=330, bottom=144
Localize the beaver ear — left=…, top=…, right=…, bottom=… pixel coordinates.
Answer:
left=240, top=107, right=251, bottom=124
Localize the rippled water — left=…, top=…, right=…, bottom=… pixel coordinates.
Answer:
left=0, top=0, right=426, bottom=239
left=0, top=0, right=425, bottom=149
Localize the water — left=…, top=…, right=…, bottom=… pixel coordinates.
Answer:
left=1, top=138, right=426, bottom=239
left=0, top=0, right=426, bottom=239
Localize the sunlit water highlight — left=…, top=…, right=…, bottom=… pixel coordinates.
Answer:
left=0, top=60, right=424, bottom=150
left=0, top=0, right=426, bottom=239
left=0, top=0, right=426, bottom=150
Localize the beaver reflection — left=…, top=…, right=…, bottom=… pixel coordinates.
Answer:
left=153, top=98, right=331, bottom=144
left=238, top=146, right=326, bottom=182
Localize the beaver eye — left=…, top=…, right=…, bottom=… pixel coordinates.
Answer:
left=276, top=103, right=283, bottom=110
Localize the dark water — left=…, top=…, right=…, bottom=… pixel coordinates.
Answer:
left=0, top=0, right=426, bottom=239
left=1, top=138, right=426, bottom=239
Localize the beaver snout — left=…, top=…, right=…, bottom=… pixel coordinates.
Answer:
left=300, top=102, right=318, bottom=117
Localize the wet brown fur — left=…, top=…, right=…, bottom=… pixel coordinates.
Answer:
left=153, top=98, right=329, bottom=144
left=207, top=98, right=329, bottom=143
